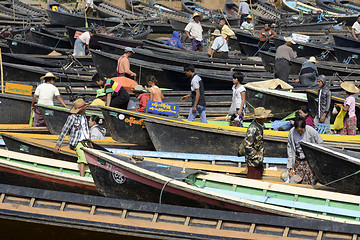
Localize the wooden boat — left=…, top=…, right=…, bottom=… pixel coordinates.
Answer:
left=0, top=93, right=32, bottom=124
left=181, top=0, right=215, bottom=14
left=3, top=184, right=360, bottom=240
left=333, top=34, right=360, bottom=48
left=3, top=0, right=45, bottom=17
left=149, top=0, right=191, bottom=18
left=281, top=0, right=338, bottom=16
left=301, top=141, right=360, bottom=194
left=336, top=0, right=360, bottom=11
left=6, top=38, right=71, bottom=55
left=84, top=147, right=360, bottom=224
left=93, top=0, right=142, bottom=19
left=316, top=0, right=358, bottom=14
left=224, top=0, right=238, bottom=17
left=0, top=124, right=48, bottom=133
left=0, top=149, right=98, bottom=195
left=168, top=17, right=216, bottom=33
left=1, top=53, right=62, bottom=68
left=28, top=30, right=72, bottom=49
left=278, top=21, right=339, bottom=32
left=333, top=45, right=360, bottom=64
left=253, top=0, right=292, bottom=23
left=239, top=42, right=261, bottom=56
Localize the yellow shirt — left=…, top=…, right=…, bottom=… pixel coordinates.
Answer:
left=221, top=25, right=235, bottom=39
left=90, top=98, right=105, bottom=107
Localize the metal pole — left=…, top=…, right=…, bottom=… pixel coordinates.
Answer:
left=249, top=0, right=255, bottom=34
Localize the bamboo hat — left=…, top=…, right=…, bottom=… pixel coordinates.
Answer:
left=40, top=72, right=59, bottom=81
left=132, top=85, right=147, bottom=93
left=70, top=98, right=90, bottom=114
left=245, top=15, right=252, bottom=19
left=252, top=107, right=273, bottom=119
left=192, top=12, right=203, bottom=20
left=284, top=36, right=296, bottom=44
left=211, top=29, right=222, bottom=36
left=308, top=56, right=318, bottom=63
left=340, top=81, right=359, bottom=94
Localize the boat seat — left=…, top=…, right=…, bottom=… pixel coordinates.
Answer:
left=316, top=123, right=328, bottom=134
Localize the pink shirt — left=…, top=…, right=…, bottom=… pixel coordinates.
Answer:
left=79, top=31, right=91, bottom=45
left=305, top=115, right=314, bottom=127
left=344, top=95, right=356, bottom=118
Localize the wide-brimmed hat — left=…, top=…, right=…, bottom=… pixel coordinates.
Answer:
left=192, top=12, right=203, bottom=20
left=245, top=14, right=252, bottom=19
left=70, top=98, right=90, bottom=114
left=211, top=29, right=221, bottom=36
left=252, top=107, right=273, bottom=119
left=340, top=81, right=359, bottom=94
left=124, top=47, right=135, bottom=53
left=40, top=72, right=59, bottom=81
left=284, top=36, right=296, bottom=44
left=96, top=88, right=106, bottom=98
left=131, top=85, right=147, bottom=93
left=308, top=56, right=317, bottom=63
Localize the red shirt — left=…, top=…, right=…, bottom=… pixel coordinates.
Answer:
left=136, top=93, right=150, bottom=112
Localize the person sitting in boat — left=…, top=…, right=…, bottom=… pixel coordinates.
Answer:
left=73, top=29, right=95, bottom=57
left=219, top=18, right=235, bottom=41
left=275, top=37, right=297, bottom=82
left=314, top=75, right=331, bottom=134
left=117, top=47, right=137, bottom=78
left=31, top=72, right=67, bottom=127
left=185, top=12, right=203, bottom=52
left=147, top=75, right=164, bottom=102
left=228, top=72, right=246, bottom=127
left=240, top=15, right=253, bottom=35
left=53, top=98, right=91, bottom=177
left=89, top=115, right=106, bottom=140
left=237, top=0, right=250, bottom=25
left=164, top=31, right=186, bottom=50
left=287, top=117, right=323, bottom=185
left=258, top=23, right=278, bottom=51
left=208, top=29, right=229, bottom=59
left=93, top=73, right=130, bottom=110
left=90, top=88, right=107, bottom=107
left=290, top=105, right=314, bottom=128
left=297, top=56, right=319, bottom=85
left=351, top=15, right=360, bottom=41
left=132, top=85, right=150, bottom=113
left=335, top=82, right=359, bottom=135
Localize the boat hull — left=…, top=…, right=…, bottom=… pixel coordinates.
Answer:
left=333, top=34, right=360, bottom=48
left=0, top=94, right=31, bottom=124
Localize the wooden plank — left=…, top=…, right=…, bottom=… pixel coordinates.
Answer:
left=29, top=197, right=35, bottom=207
left=249, top=223, right=256, bottom=233
left=283, top=227, right=290, bottom=237
left=216, top=220, right=222, bottom=230
left=0, top=193, right=5, bottom=203
left=184, top=216, right=190, bottom=226
left=152, top=212, right=158, bottom=222
left=90, top=205, right=96, bottom=215
left=317, top=230, right=323, bottom=240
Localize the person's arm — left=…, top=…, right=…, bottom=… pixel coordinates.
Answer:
left=192, top=89, right=200, bottom=113
left=56, top=95, right=68, bottom=108
left=149, top=89, right=154, bottom=101
left=54, top=115, right=74, bottom=153
left=290, top=48, right=297, bottom=59
left=185, top=30, right=193, bottom=39
left=210, top=49, right=215, bottom=58
left=286, top=130, right=295, bottom=169
left=238, top=91, right=246, bottom=115
left=31, top=94, right=38, bottom=111
left=259, top=31, right=269, bottom=42
left=181, top=94, right=191, bottom=101
left=106, top=92, right=112, bottom=107
left=271, top=30, right=279, bottom=38
left=320, top=91, right=332, bottom=122
left=238, top=2, right=242, bottom=15
left=352, top=28, right=358, bottom=40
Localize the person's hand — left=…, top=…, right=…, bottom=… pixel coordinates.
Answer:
left=53, top=145, right=61, bottom=154
left=189, top=36, right=194, bottom=39
left=132, top=73, right=137, bottom=77
left=320, top=114, right=326, bottom=123
left=31, top=106, right=34, bottom=112
left=335, top=103, right=341, bottom=108
left=192, top=106, right=197, bottom=113
left=180, top=96, right=188, bottom=102
left=288, top=168, right=293, bottom=176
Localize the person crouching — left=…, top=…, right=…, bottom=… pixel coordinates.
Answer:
left=132, top=85, right=150, bottom=112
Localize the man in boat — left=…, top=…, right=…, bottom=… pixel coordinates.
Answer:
left=181, top=64, right=207, bottom=123
left=242, top=107, right=273, bottom=180
left=219, top=18, right=235, bottom=41
left=31, top=72, right=68, bottom=127
left=117, top=47, right=137, bottom=78
left=297, top=56, right=319, bottom=85
left=258, top=23, right=278, bottom=51
left=351, top=15, right=360, bottom=41
left=73, top=29, right=95, bottom=56
left=185, top=12, right=203, bottom=52
left=208, top=29, right=229, bottom=59
left=314, top=75, right=331, bottom=134
left=275, top=37, right=297, bottom=82
left=237, top=0, right=250, bottom=25
left=85, top=0, right=94, bottom=17
left=240, top=15, right=254, bottom=35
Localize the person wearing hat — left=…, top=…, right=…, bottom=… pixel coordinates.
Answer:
left=117, top=47, right=136, bottom=78
left=185, top=12, right=203, bottom=52
left=297, top=56, right=319, bottom=85
left=287, top=117, right=323, bottom=185
left=237, top=0, right=250, bottom=25
left=219, top=18, right=235, bottom=41
left=240, top=15, right=253, bottom=35
left=73, top=29, right=96, bottom=56
left=90, top=88, right=107, bottom=107
left=132, top=85, right=150, bottom=112
left=336, top=82, right=359, bottom=135
left=242, top=107, right=273, bottom=179
left=314, top=75, right=332, bottom=134
left=209, top=29, right=229, bottom=59
left=258, top=23, right=278, bottom=51
left=31, top=72, right=67, bottom=127
left=53, top=98, right=91, bottom=177
left=275, top=37, right=297, bottom=82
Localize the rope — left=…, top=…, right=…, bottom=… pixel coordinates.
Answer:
left=252, top=39, right=269, bottom=57
left=159, top=177, right=185, bottom=204
left=323, top=169, right=360, bottom=187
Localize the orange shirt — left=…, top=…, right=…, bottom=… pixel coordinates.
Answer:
left=117, top=55, right=135, bottom=76
left=149, top=86, right=163, bottom=102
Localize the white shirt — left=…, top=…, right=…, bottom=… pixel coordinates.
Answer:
left=228, top=84, right=246, bottom=114
left=79, top=115, right=90, bottom=141
left=211, top=36, right=229, bottom=52
left=79, top=31, right=91, bottom=45
left=86, top=0, right=93, bottom=8
left=191, top=74, right=202, bottom=91
left=240, top=21, right=253, bottom=34
left=34, top=83, right=60, bottom=106
left=239, top=2, right=250, bottom=15
left=352, top=21, right=360, bottom=35
left=185, top=20, right=203, bottom=41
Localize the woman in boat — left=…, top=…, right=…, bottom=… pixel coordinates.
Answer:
left=228, top=72, right=246, bottom=127
left=89, top=115, right=106, bottom=140
left=147, top=75, right=164, bottom=102
left=299, top=105, right=314, bottom=127
left=287, top=117, right=323, bottom=185
left=73, top=29, right=96, bottom=56
left=335, top=82, right=359, bottom=135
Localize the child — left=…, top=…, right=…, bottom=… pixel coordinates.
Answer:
left=147, top=75, right=164, bottom=102
left=90, top=88, right=107, bottom=107
left=89, top=115, right=106, bottom=140
left=132, top=85, right=149, bottom=112
left=228, top=72, right=246, bottom=127
left=53, top=98, right=90, bottom=177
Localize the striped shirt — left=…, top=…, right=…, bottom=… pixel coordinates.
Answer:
left=104, top=78, right=125, bottom=97
left=56, top=114, right=90, bottom=148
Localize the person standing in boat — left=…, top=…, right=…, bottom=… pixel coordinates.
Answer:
left=117, top=47, right=137, bottom=78
left=219, top=18, right=235, bottom=41
left=85, top=0, right=94, bottom=17
left=314, top=75, right=331, bottom=134
left=237, top=0, right=250, bottom=25
left=228, top=72, right=246, bottom=127
left=351, top=15, right=360, bottom=41
left=185, top=12, right=203, bottom=52
left=258, top=23, right=278, bottom=51
left=287, top=117, right=323, bottom=185
left=209, top=29, right=229, bottom=59
left=240, top=15, right=254, bottom=35
left=73, top=29, right=95, bottom=56
left=147, top=75, right=164, bottom=102
left=275, top=37, right=297, bottom=82
left=31, top=72, right=68, bottom=127
left=243, top=107, right=273, bottom=180
left=335, top=82, right=359, bottom=135
left=297, top=56, right=319, bottom=85
left=181, top=64, right=207, bottom=123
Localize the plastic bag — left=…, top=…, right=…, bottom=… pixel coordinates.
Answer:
left=271, top=120, right=292, bottom=131
left=333, top=108, right=347, bottom=130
